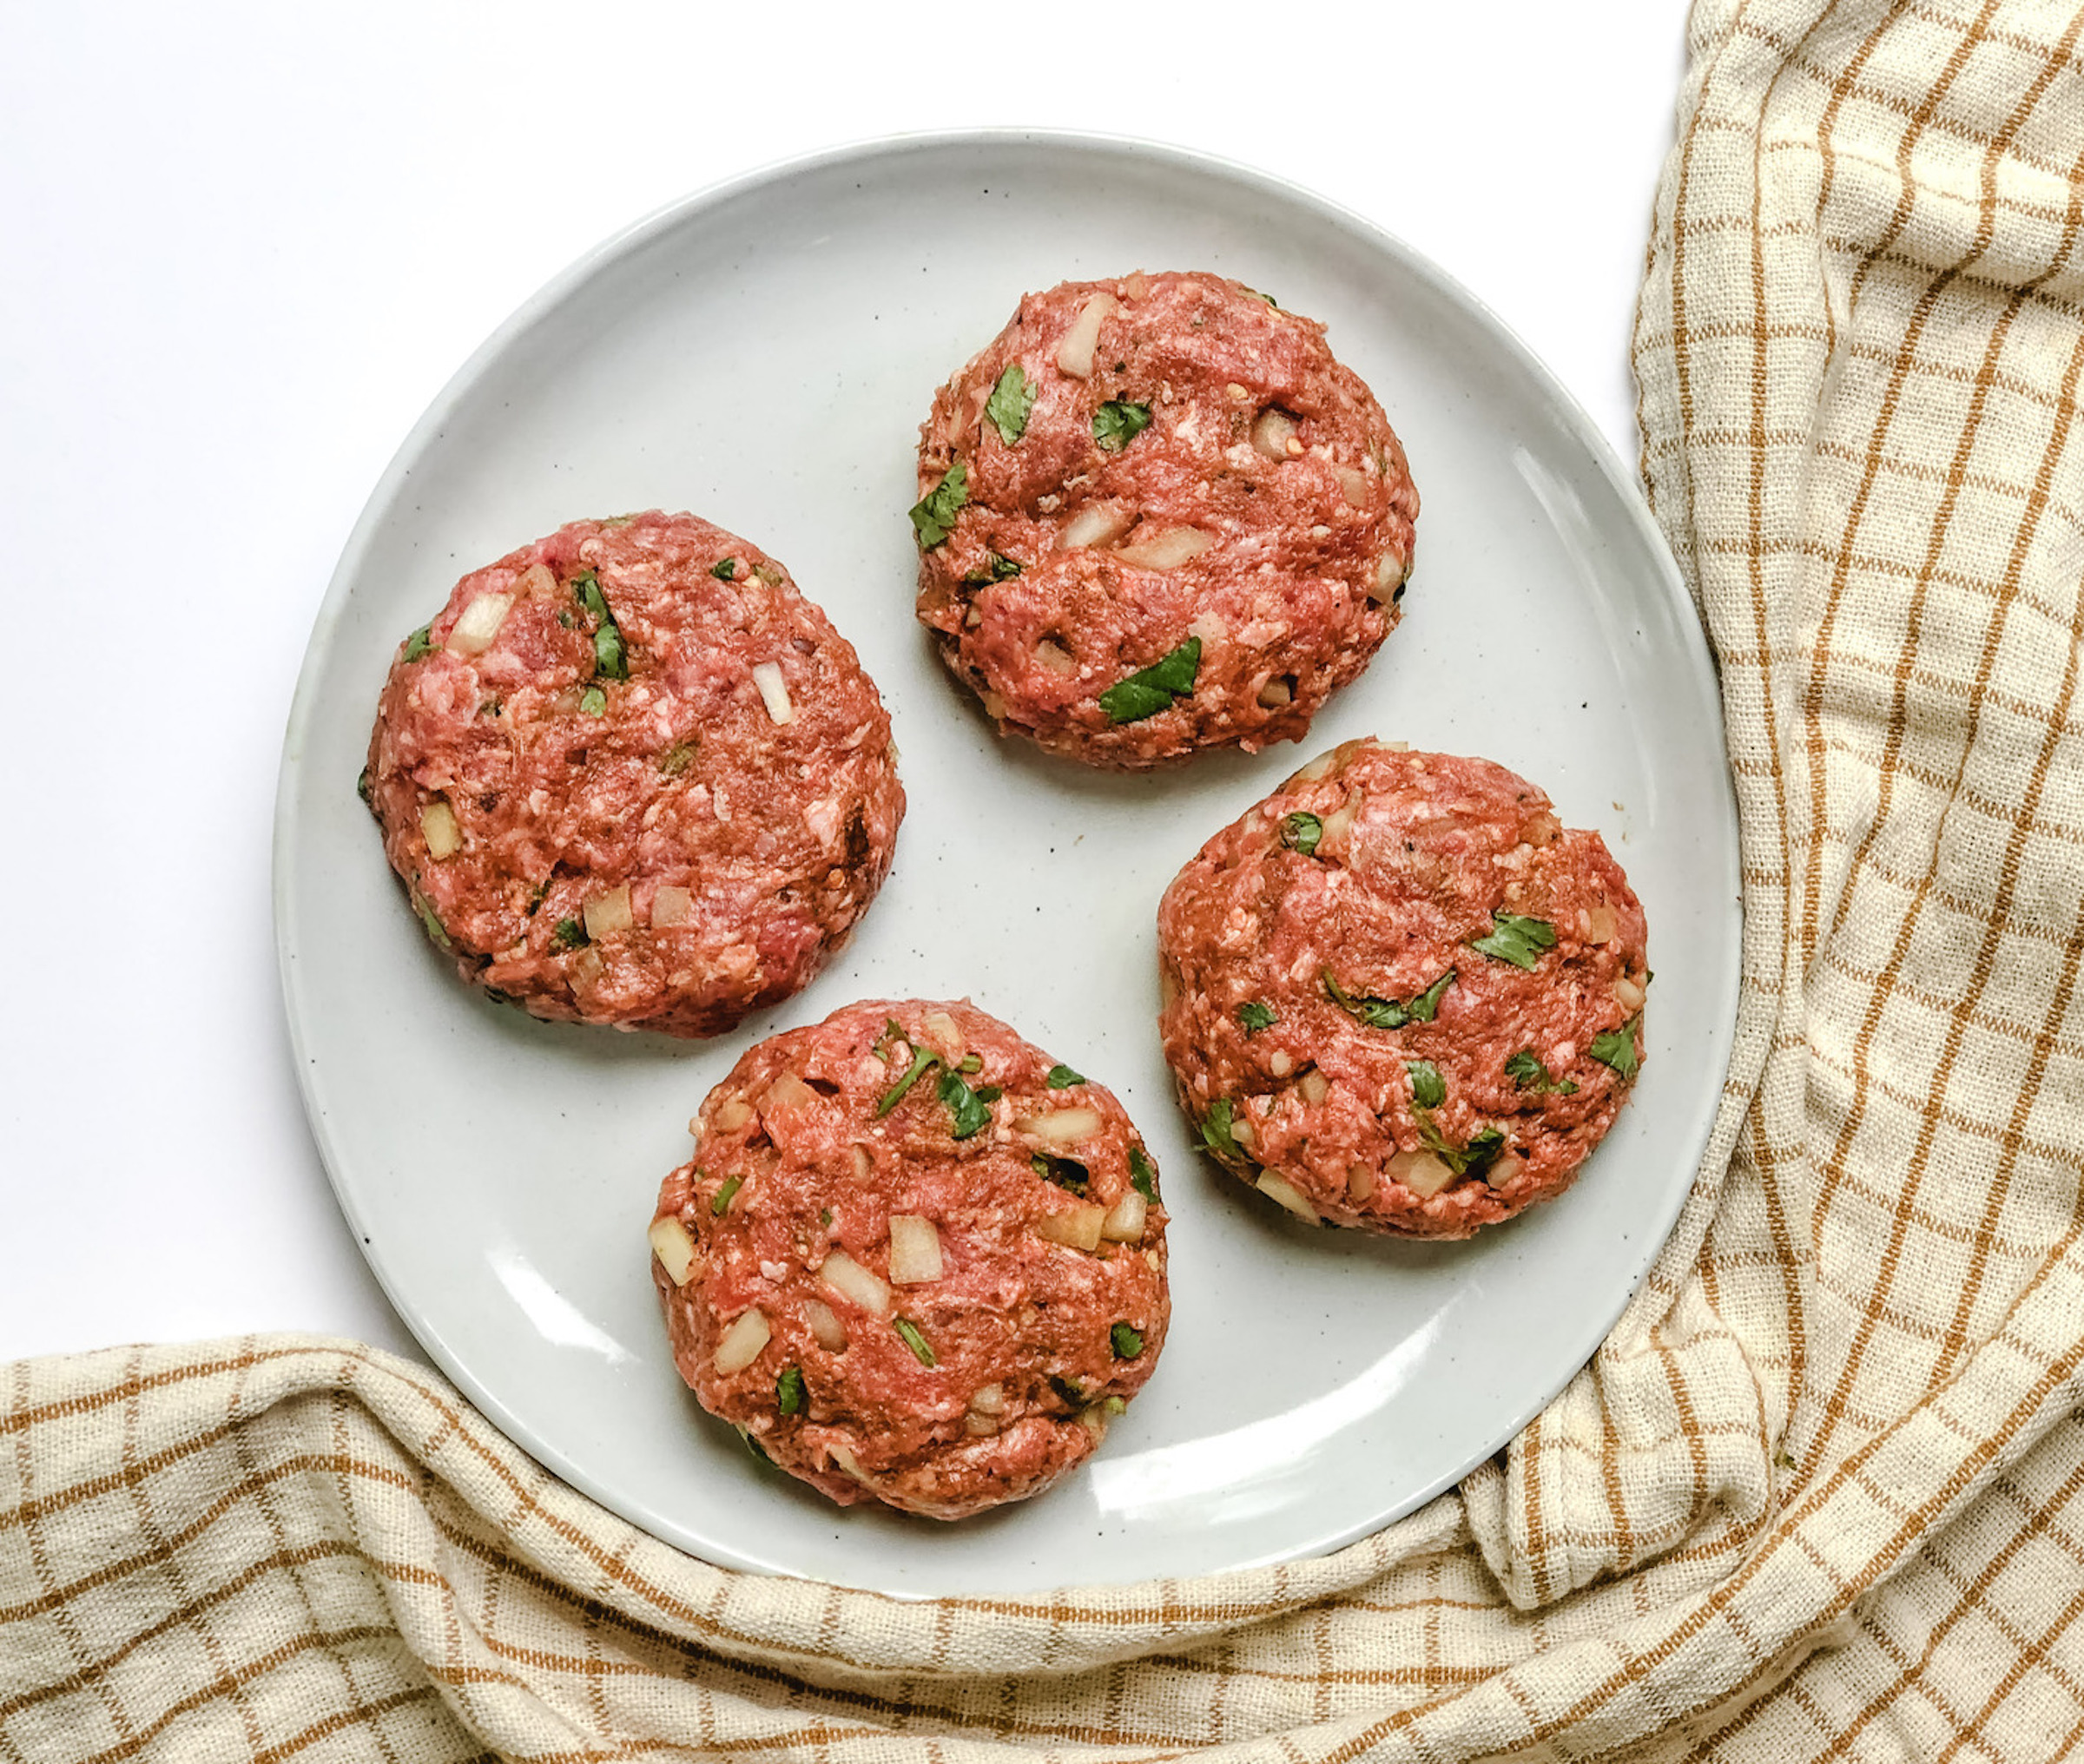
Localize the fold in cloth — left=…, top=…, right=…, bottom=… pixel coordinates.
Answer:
left=10, top=2, right=2084, bottom=1756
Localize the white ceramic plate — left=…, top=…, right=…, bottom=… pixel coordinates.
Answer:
left=275, top=131, right=1738, bottom=1597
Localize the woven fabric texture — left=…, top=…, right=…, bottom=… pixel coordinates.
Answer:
left=10, top=2, right=2084, bottom=1756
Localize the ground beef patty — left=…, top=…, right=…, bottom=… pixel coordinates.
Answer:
left=913, top=270, right=1419, bottom=768
left=648, top=999, right=1170, bottom=1518
left=363, top=512, right=903, bottom=1037
left=1156, top=741, right=1648, bottom=1237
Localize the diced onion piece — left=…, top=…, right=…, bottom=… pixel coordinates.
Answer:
left=966, top=1412, right=998, bottom=1437
left=828, top=1443, right=871, bottom=1484
left=849, top=1143, right=872, bottom=1182
left=1615, top=976, right=1648, bottom=1013
left=420, top=800, right=462, bottom=859
left=980, top=690, right=1008, bottom=721
left=1014, top=1105, right=1103, bottom=1144
left=584, top=885, right=634, bottom=941
left=762, top=1070, right=814, bottom=1116
left=1100, top=1190, right=1147, bottom=1242
left=1159, top=965, right=1179, bottom=1008
left=1486, top=1153, right=1527, bottom=1190
left=969, top=1381, right=1006, bottom=1415
left=804, top=1299, right=847, bottom=1352
left=713, top=1096, right=754, bottom=1133
left=567, top=946, right=605, bottom=990
left=887, top=1215, right=944, bottom=1285
left=1036, top=1204, right=1105, bottom=1252
left=1078, top=1403, right=1114, bottom=1439
left=1370, top=551, right=1408, bottom=602
left=1298, top=1070, right=1330, bottom=1105
left=512, top=562, right=556, bottom=600
left=1337, top=466, right=1372, bottom=508
left=1231, top=1118, right=1257, bottom=1149
left=1036, top=637, right=1078, bottom=677
left=1058, top=501, right=1136, bottom=550
left=1524, top=812, right=1562, bottom=847
left=922, top=1010, right=965, bottom=1056
left=648, top=1216, right=696, bottom=1285
left=1056, top=292, right=1116, bottom=378
left=1251, top=408, right=1298, bottom=460
left=1586, top=902, right=1619, bottom=944
left=1348, top=1164, right=1378, bottom=1202
left=1116, top=526, right=1214, bottom=570
left=1292, top=748, right=1338, bottom=785
left=1257, top=679, right=1293, bottom=708
left=1387, top=1149, right=1455, bottom=1199
left=1256, top=1171, right=1319, bottom=1223
left=1268, top=1050, right=1294, bottom=1077
left=651, top=885, right=692, bottom=927
left=446, top=591, right=514, bottom=655
left=819, top=1249, right=892, bottom=1317
left=713, top=1308, right=770, bottom=1374
left=752, top=661, right=794, bottom=725
left=1120, top=271, right=1149, bottom=300
left=1319, top=794, right=1360, bottom=855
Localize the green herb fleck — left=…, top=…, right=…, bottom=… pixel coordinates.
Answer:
left=659, top=741, right=696, bottom=777
left=936, top=1067, right=993, bottom=1140
left=1408, top=969, right=1456, bottom=1023
left=1238, top=1001, right=1276, bottom=1036
left=894, top=1318, right=936, bottom=1366
left=1200, top=1097, right=1239, bottom=1160
left=1091, top=400, right=1153, bottom=451
left=356, top=767, right=372, bottom=806
left=776, top=1367, right=805, bottom=1416
left=1591, top=1019, right=1642, bottom=1080
left=1469, top=912, right=1558, bottom=971
left=402, top=624, right=434, bottom=662
left=1032, top=1153, right=1090, bottom=1196
left=875, top=1047, right=940, bottom=1117
left=1281, top=811, right=1324, bottom=856
left=711, top=558, right=738, bottom=580
left=1415, top=1115, right=1508, bottom=1180
left=963, top=551, right=1023, bottom=587
left=1045, top=1063, right=1085, bottom=1089
left=874, top=1018, right=904, bottom=1057
left=1407, top=1060, right=1446, bottom=1110
left=557, top=609, right=576, bottom=629
left=1102, top=1395, right=1126, bottom=1416
left=551, top=917, right=588, bottom=951
left=1774, top=1446, right=1797, bottom=1471
left=959, top=1054, right=982, bottom=1073
left=484, top=987, right=518, bottom=1007
left=820, top=1208, right=834, bottom=1227
left=1111, top=1323, right=1144, bottom=1359
left=570, top=569, right=629, bottom=681
left=579, top=686, right=607, bottom=717
left=974, top=1084, right=1003, bottom=1103
left=1322, top=967, right=1409, bottom=1030
left=414, top=893, right=450, bottom=951
left=479, top=697, right=502, bottom=717
left=1245, top=287, right=1278, bottom=307
left=910, top=459, right=969, bottom=548
left=985, top=363, right=1037, bottom=445
left=1098, top=635, right=1201, bottom=724
left=1050, top=1376, right=1085, bottom=1406
left=711, top=1175, right=743, bottom=1215
left=1128, top=1146, right=1159, bottom=1201
left=1505, top=1050, right=1579, bottom=1096
left=738, top=1426, right=772, bottom=1465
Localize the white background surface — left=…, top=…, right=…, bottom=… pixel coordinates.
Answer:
left=0, top=2, right=1688, bottom=1367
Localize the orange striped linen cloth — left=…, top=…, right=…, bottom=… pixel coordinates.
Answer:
left=10, top=3, right=2084, bottom=1756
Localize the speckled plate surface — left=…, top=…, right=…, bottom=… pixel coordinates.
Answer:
left=274, top=130, right=1739, bottom=1597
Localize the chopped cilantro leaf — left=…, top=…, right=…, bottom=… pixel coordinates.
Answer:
left=985, top=363, right=1037, bottom=445
left=1111, top=1323, right=1144, bottom=1359
left=958, top=1053, right=982, bottom=1073
left=820, top=1208, right=834, bottom=1228
left=874, top=1018, right=903, bottom=1057
left=593, top=623, right=627, bottom=680
left=1032, top=1153, right=1090, bottom=1196
left=875, top=1047, right=939, bottom=1117
left=963, top=551, right=1023, bottom=586
left=1098, top=635, right=1201, bottom=724
left=1407, top=1060, right=1446, bottom=1110
left=355, top=767, right=372, bottom=806
left=1408, top=969, right=1456, bottom=1023
left=1281, top=811, right=1324, bottom=856
left=776, top=1367, right=805, bottom=1415
left=659, top=741, right=696, bottom=776
left=414, top=893, right=450, bottom=951
left=1506, top=1050, right=1579, bottom=1096
left=1045, top=1063, right=1085, bottom=1089
left=1591, top=1020, right=1642, bottom=1080
left=710, top=1175, right=743, bottom=1215
left=1245, top=287, right=1278, bottom=307
left=973, top=1084, right=1004, bottom=1103
left=1322, top=967, right=1408, bottom=1030
left=1238, top=1001, right=1276, bottom=1035
left=1469, top=912, right=1558, bottom=970
left=1129, top=1146, right=1159, bottom=1200
left=936, top=1067, right=993, bottom=1139
left=402, top=624, right=434, bottom=662
left=894, top=1319, right=937, bottom=1366
left=1200, top=1097, right=1240, bottom=1160
left=910, top=460, right=969, bottom=548
left=579, top=686, right=607, bottom=717
left=1092, top=400, right=1153, bottom=451
left=551, top=917, right=587, bottom=951
left=711, top=558, right=738, bottom=580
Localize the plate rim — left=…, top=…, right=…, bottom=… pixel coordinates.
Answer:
left=273, top=125, right=1741, bottom=1596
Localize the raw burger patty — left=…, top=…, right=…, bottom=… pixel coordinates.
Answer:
left=648, top=998, right=1170, bottom=1518
left=912, top=269, right=1419, bottom=768
left=363, top=511, right=903, bottom=1037
left=1156, top=740, right=1648, bottom=1238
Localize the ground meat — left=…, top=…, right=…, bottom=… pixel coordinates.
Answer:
left=913, top=270, right=1419, bottom=768
left=648, top=999, right=1170, bottom=1518
left=1156, top=741, right=1648, bottom=1237
left=363, top=512, right=903, bottom=1037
